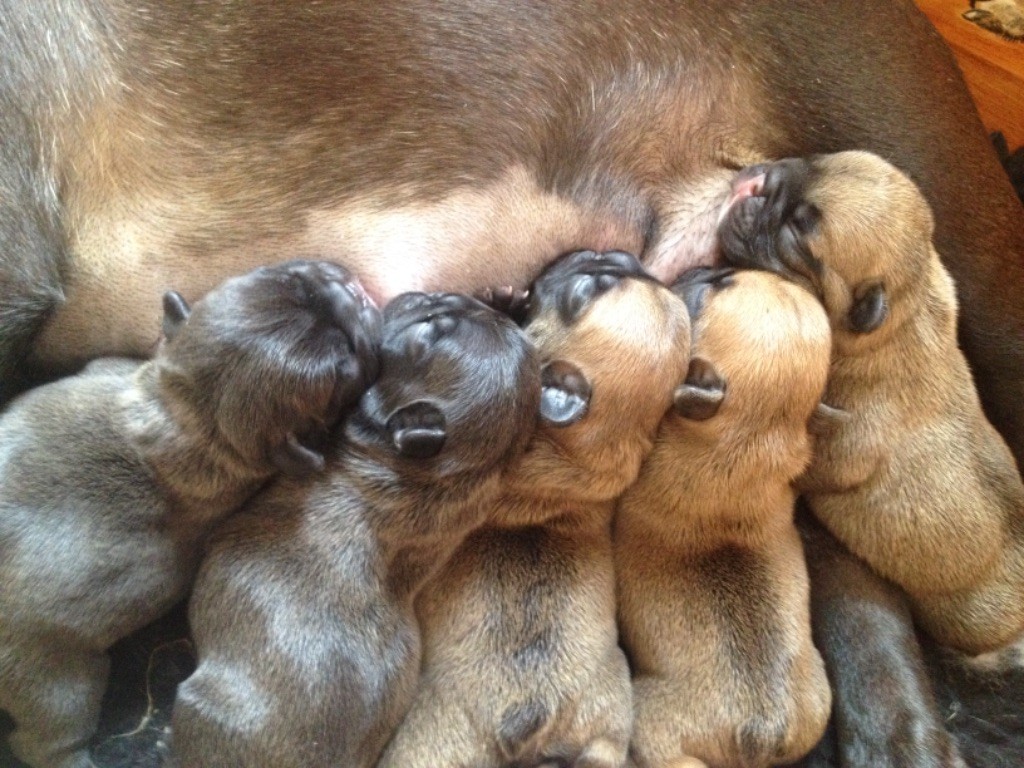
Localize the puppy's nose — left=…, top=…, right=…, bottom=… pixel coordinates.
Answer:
left=760, top=157, right=814, bottom=214
left=385, top=291, right=490, bottom=323
left=558, top=249, right=646, bottom=279
left=672, top=267, right=735, bottom=319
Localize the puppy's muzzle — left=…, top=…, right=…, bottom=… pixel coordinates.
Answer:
left=530, top=249, right=657, bottom=324
left=672, top=267, right=736, bottom=321
left=385, top=291, right=495, bottom=327
left=717, top=159, right=824, bottom=294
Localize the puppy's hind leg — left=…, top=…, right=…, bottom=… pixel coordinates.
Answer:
left=799, top=511, right=967, bottom=768
left=1, top=640, right=108, bottom=768
left=377, top=683, right=488, bottom=768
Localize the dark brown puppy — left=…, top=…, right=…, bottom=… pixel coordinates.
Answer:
left=3, top=2, right=1023, bottom=474
left=798, top=509, right=969, bottom=768
left=0, top=260, right=379, bottom=768
left=171, top=291, right=578, bottom=768
left=378, top=250, right=692, bottom=768
left=719, top=150, right=1024, bottom=659
left=616, top=269, right=832, bottom=768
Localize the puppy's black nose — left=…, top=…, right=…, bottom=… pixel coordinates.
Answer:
left=385, top=291, right=489, bottom=322
left=530, top=249, right=653, bottom=324
left=672, top=267, right=735, bottom=320
left=544, top=249, right=647, bottom=282
left=760, top=157, right=814, bottom=216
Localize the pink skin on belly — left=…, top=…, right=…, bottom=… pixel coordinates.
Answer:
left=34, top=168, right=762, bottom=366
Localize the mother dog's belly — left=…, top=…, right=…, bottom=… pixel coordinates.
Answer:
left=33, top=165, right=733, bottom=367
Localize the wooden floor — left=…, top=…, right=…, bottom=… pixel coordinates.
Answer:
left=915, top=0, right=1024, bottom=148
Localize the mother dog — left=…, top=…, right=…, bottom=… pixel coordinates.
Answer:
left=2, top=2, right=1023, bottom=766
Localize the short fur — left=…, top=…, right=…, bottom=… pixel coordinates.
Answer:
left=718, top=150, right=1024, bottom=656
left=616, top=269, right=833, bottom=768
left=2, top=2, right=1024, bottom=479
left=378, top=250, right=692, bottom=768
left=0, top=260, right=379, bottom=768
left=798, top=508, right=968, bottom=768
left=172, top=291, right=549, bottom=767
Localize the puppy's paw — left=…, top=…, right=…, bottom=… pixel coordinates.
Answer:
left=292, top=261, right=382, bottom=413
left=572, top=736, right=628, bottom=768
left=717, top=159, right=823, bottom=291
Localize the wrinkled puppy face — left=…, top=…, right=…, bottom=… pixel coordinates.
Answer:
left=159, top=260, right=382, bottom=474
left=355, top=291, right=541, bottom=478
left=674, top=268, right=831, bottom=432
left=523, top=250, right=692, bottom=441
left=717, top=151, right=937, bottom=342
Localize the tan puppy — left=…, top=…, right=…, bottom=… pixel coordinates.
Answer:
left=718, top=150, right=1024, bottom=658
left=378, top=250, right=693, bottom=768
left=615, top=268, right=833, bottom=768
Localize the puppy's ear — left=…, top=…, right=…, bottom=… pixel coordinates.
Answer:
left=387, top=400, right=447, bottom=458
left=270, top=432, right=326, bottom=476
left=847, top=280, right=888, bottom=334
left=540, top=360, right=591, bottom=427
left=808, top=401, right=851, bottom=437
left=673, top=357, right=726, bottom=420
left=162, top=291, right=191, bottom=341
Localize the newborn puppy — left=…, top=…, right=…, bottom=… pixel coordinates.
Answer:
left=0, top=260, right=379, bottom=768
left=616, top=268, right=833, bottom=768
left=798, top=507, right=969, bottom=768
left=379, top=250, right=693, bottom=768
left=171, top=291, right=562, bottom=768
left=718, top=150, right=1024, bottom=658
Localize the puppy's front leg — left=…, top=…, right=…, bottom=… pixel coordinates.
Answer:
left=798, top=510, right=967, bottom=768
left=1, top=639, right=108, bottom=768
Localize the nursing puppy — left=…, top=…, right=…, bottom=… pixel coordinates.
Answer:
left=172, top=290, right=575, bottom=768
left=718, top=150, right=1024, bottom=657
left=5, top=2, right=1024, bottom=485
left=616, top=268, right=832, bottom=768
left=0, top=260, right=379, bottom=768
left=379, top=250, right=693, bottom=768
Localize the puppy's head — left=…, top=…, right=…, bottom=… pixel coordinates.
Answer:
left=157, top=260, right=381, bottom=475
left=349, top=291, right=541, bottom=479
left=718, top=151, right=947, bottom=351
left=673, top=268, right=831, bottom=455
left=517, top=250, right=692, bottom=494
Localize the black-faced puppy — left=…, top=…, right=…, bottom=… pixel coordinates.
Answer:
left=615, top=268, right=833, bottom=768
left=171, top=291, right=552, bottom=768
left=379, top=250, right=693, bottom=768
left=718, top=150, right=1024, bottom=658
left=0, top=260, right=379, bottom=768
